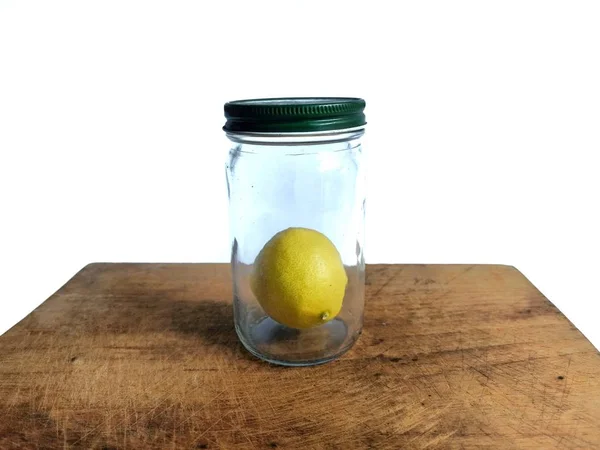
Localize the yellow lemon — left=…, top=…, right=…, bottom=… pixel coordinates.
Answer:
left=250, top=227, right=348, bottom=329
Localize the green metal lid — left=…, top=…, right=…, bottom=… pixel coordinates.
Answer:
left=223, top=97, right=366, bottom=133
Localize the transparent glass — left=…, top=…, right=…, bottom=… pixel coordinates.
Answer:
left=226, top=129, right=365, bottom=366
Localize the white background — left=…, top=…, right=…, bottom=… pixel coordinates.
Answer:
left=1, top=1, right=599, bottom=348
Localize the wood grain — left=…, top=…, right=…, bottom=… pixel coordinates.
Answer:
left=1, top=264, right=599, bottom=449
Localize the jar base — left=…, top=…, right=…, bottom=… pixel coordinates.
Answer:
left=236, top=316, right=357, bottom=367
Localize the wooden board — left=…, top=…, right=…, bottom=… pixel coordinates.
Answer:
left=1, top=264, right=599, bottom=449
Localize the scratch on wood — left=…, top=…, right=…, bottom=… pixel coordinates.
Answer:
left=372, top=268, right=403, bottom=298
left=446, top=265, right=475, bottom=285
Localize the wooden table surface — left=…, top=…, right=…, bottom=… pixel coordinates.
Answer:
left=1, top=264, right=599, bottom=449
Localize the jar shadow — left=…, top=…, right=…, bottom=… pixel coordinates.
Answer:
left=167, top=299, right=259, bottom=363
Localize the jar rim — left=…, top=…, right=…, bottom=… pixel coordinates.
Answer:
left=225, top=127, right=365, bottom=145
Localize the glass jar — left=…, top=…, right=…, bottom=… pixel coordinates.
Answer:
left=224, top=98, right=366, bottom=366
